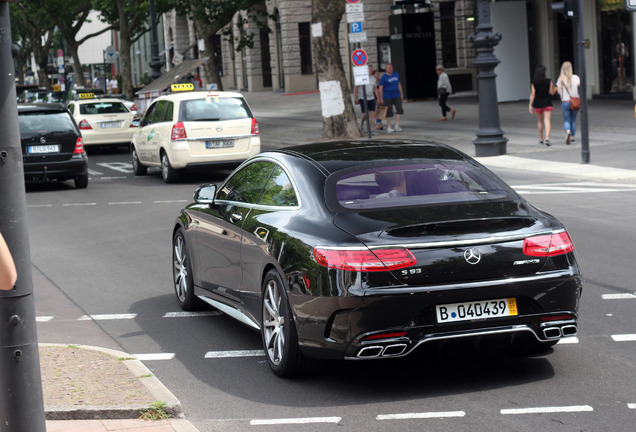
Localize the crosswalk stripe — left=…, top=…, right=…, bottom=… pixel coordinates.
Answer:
left=602, top=293, right=636, bottom=299
left=77, top=313, right=137, bottom=321
left=377, top=411, right=465, bottom=420
left=204, top=350, right=264, bottom=358
left=501, top=405, right=593, bottom=415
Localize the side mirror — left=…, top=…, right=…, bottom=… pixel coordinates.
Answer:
left=194, top=184, right=216, bottom=204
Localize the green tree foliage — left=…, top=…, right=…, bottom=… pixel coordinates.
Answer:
left=174, top=0, right=271, bottom=91
left=92, top=0, right=173, bottom=99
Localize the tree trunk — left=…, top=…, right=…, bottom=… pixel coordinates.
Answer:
left=117, top=0, right=134, bottom=99
left=195, top=18, right=224, bottom=91
left=67, top=38, right=87, bottom=88
left=312, top=0, right=359, bottom=139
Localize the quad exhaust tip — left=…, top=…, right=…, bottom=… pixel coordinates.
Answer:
left=543, top=324, right=577, bottom=339
left=357, top=343, right=408, bottom=358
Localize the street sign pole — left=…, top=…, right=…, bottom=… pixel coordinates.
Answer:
left=0, top=2, right=47, bottom=431
left=576, top=0, right=590, bottom=164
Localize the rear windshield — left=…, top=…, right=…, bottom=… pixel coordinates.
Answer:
left=79, top=102, right=129, bottom=115
left=18, top=112, right=77, bottom=137
left=179, top=97, right=251, bottom=122
left=329, top=162, right=512, bottom=210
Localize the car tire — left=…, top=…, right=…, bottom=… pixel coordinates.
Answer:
left=261, top=269, right=312, bottom=377
left=131, top=146, right=147, bottom=176
left=172, top=227, right=200, bottom=311
left=161, top=152, right=179, bottom=183
left=74, top=173, right=88, bottom=189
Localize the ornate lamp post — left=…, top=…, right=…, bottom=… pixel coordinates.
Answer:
left=469, top=0, right=507, bottom=156
left=149, top=0, right=162, bottom=80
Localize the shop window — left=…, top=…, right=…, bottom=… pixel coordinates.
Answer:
left=299, top=22, right=313, bottom=74
left=440, top=2, right=458, bottom=68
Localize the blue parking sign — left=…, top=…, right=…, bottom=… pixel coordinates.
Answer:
left=350, top=22, right=363, bottom=33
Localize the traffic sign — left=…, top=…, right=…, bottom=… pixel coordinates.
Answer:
left=351, top=49, right=367, bottom=66
left=348, top=32, right=367, bottom=43
left=350, top=22, right=363, bottom=33
left=345, top=0, right=361, bottom=3
left=346, top=3, right=363, bottom=13
left=353, top=66, right=369, bottom=85
left=347, top=12, right=364, bottom=23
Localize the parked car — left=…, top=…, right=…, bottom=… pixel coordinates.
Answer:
left=97, top=93, right=139, bottom=118
left=67, top=94, right=137, bottom=148
left=131, top=84, right=260, bottom=183
left=172, top=140, right=582, bottom=376
left=18, top=103, right=88, bottom=188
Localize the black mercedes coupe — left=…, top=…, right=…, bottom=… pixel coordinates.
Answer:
left=172, top=141, right=582, bottom=376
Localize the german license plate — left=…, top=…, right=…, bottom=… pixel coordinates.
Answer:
left=28, top=144, right=59, bottom=154
left=206, top=139, right=234, bottom=149
left=100, top=121, right=122, bottom=129
left=436, top=298, right=518, bottom=323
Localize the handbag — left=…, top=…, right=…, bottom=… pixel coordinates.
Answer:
left=375, top=104, right=388, bottom=120
left=437, top=86, right=448, bottom=96
left=564, top=86, right=580, bottom=111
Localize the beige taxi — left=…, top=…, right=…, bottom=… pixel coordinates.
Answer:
left=67, top=93, right=137, bottom=147
left=130, top=85, right=261, bottom=183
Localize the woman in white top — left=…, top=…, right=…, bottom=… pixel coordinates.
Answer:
left=556, top=61, right=580, bottom=144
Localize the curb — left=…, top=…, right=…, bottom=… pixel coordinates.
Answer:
left=41, top=343, right=183, bottom=421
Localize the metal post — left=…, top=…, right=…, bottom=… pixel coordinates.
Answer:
left=0, top=2, right=47, bottom=431
left=149, top=0, right=162, bottom=80
left=469, top=0, right=508, bottom=156
left=576, top=0, right=590, bottom=164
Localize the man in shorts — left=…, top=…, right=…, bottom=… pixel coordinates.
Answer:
left=378, top=63, right=404, bottom=133
left=354, top=65, right=379, bottom=134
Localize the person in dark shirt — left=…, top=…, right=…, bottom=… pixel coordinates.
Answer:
left=528, top=64, right=556, bottom=146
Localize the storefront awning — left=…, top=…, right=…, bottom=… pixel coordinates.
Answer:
left=136, top=58, right=209, bottom=99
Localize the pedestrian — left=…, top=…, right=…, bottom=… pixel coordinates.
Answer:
left=556, top=61, right=580, bottom=144
left=378, top=63, right=404, bottom=133
left=436, top=65, right=456, bottom=121
left=0, top=233, right=17, bottom=291
left=92, top=73, right=100, bottom=89
left=373, top=70, right=384, bottom=130
left=354, top=65, right=379, bottom=134
left=108, top=75, right=119, bottom=94
left=192, top=71, right=203, bottom=90
left=528, top=64, right=556, bottom=146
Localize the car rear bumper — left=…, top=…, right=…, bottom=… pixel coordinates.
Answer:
left=82, top=129, right=136, bottom=146
left=290, top=270, right=582, bottom=360
left=167, top=137, right=261, bottom=169
left=23, top=156, right=87, bottom=181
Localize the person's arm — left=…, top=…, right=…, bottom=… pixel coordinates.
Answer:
left=398, top=82, right=404, bottom=100
left=353, top=85, right=359, bottom=103
left=549, top=80, right=556, bottom=96
left=0, top=233, right=17, bottom=291
left=529, top=84, right=535, bottom=113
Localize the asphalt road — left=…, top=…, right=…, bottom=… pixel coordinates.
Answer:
left=29, top=144, right=636, bottom=432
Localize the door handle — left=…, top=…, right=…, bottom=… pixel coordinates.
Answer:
left=230, top=213, right=242, bottom=223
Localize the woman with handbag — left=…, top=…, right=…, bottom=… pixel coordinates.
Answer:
left=436, top=65, right=455, bottom=121
left=556, top=61, right=581, bottom=145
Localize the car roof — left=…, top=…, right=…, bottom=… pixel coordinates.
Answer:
left=155, top=90, right=246, bottom=102
left=73, top=98, right=129, bottom=104
left=18, top=103, right=69, bottom=113
left=273, top=140, right=470, bottom=174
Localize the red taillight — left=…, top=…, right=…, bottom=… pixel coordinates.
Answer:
left=364, top=332, right=407, bottom=341
left=131, top=103, right=138, bottom=112
left=523, top=231, right=574, bottom=257
left=251, top=118, right=260, bottom=135
left=79, top=119, right=92, bottom=130
left=171, top=121, right=187, bottom=140
left=313, top=247, right=416, bottom=272
left=74, top=137, right=84, bottom=154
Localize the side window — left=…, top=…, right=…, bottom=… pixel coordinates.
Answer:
left=67, top=103, right=75, bottom=114
left=216, top=161, right=275, bottom=204
left=258, top=166, right=298, bottom=207
left=164, top=102, right=174, bottom=122
left=154, top=100, right=168, bottom=123
left=142, top=102, right=158, bottom=126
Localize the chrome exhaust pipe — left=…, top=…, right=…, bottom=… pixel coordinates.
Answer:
left=382, top=344, right=408, bottom=357
left=357, top=346, right=383, bottom=358
left=543, top=327, right=562, bottom=339
left=561, top=325, right=577, bottom=336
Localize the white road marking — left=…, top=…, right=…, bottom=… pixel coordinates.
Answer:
left=36, top=316, right=53, bottom=322
left=95, top=176, right=127, bottom=180
left=96, top=162, right=133, bottom=173
left=250, top=417, right=341, bottom=426
left=27, top=204, right=53, bottom=208
left=501, top=405, right=593, bottom=415
left=557, top=337, right=579, bottom=344
left=63, top=202, right=96, bottom=207
left=108, top=201, right=142, bottom=205
left=163, top=311, right=222, bottom=318
left=77, top=313, right=137, bottom=321
left=377, top=411, right=465, bottom=420
left=204, top=350, right=265, bottom=359
left=133, top=353, right=175, bottom=361
left=628, top=403, right=636, bottom=409
left=602, top=293, right=636, bottom=300
left=611, top=334, right=636, bottom=342
left=153, top=200, right=189, bottom=204
left=512, top=182, right=636, bottom=195
left=88, top=169, right=103, bottom=175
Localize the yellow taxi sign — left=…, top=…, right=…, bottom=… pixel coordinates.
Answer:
left=78, top=92, right=95, bottom=99
left=171, top=83, right=194, bottom=92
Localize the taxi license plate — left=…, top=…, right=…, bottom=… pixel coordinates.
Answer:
left=100, top=121, right=122, bottom=129
left=28, top=144, right=60, bottom=154
left=206, top=139, right=234, bottom=149
left=436, top=298, right=517, bottom=323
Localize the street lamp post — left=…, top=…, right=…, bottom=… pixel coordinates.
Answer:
left=469, top=0, right=508, bottom=157
left=149, top=0, right=162, bottom=80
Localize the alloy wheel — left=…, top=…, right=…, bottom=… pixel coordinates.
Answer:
left=262, top=279, right=285, bottom=365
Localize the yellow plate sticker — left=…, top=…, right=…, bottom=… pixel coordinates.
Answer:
left=78, top=93, right=95, bottom=99
left=171, top=83, right=194, bottom=92
left=507, top=298, right=518, bottom=316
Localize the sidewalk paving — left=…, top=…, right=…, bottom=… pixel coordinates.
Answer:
left=40, top=89, right=636, bottom=432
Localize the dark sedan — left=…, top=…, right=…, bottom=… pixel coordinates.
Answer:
left=172, top=141, right=582, bottom=376
left=18, top=103, right=88, bottom=188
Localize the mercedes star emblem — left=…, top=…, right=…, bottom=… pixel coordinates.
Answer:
left=464, top=248, right=481, bottom=265
left=40, top=136, right=47, bottom=144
